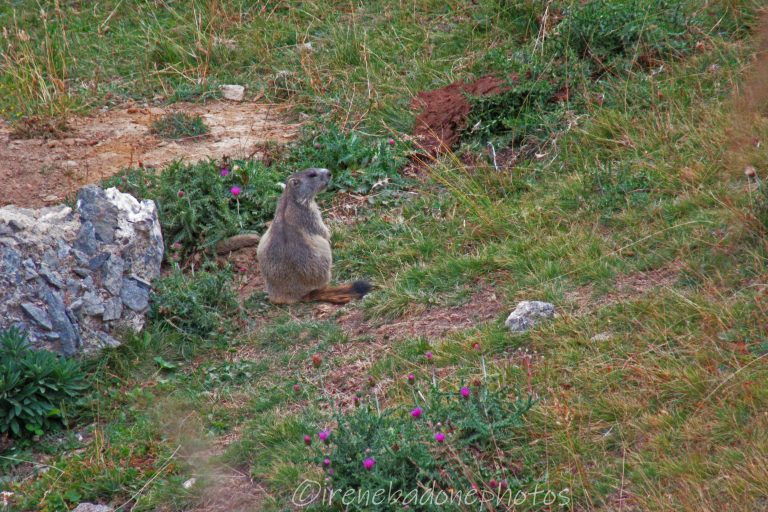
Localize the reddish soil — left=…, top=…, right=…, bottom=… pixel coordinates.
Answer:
left=0, top=101, right=299, bottom=208
left=411, top=75, right=512, bottom=154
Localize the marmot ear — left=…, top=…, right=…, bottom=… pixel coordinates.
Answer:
left=289, top=177, right=301, bottom=187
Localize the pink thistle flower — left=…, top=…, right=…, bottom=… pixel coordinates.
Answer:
left=434, top=432, right=445, bottom=443
left=363, top=457, right=376, bottom=470
left=411, top=407, right=422, bottom=419
left=230, top=186, right=241, bottom=196
left=407, top=373, right=415, bottom=384
left=425, top=351, right=433, bottom=361
left=460, top=387, right=471, bottom=399
left=303, top=435, right=311, bottom=446
left=177, top=190, right=185, bottom=198
left=387, top=138, right=395, bottom=146
left=220, top=168, right=230, bottom=177
left=318, top=430, right=330, bottom=443
left=293, top=384, right=300, bottom=393
left=323, top=458, right=331, bottom=467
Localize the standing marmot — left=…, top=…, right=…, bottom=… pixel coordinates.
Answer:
left=256, top=167, right=371, bottom=304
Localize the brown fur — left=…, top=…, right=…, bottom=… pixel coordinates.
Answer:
left=256, top=168, right=370, bottom=304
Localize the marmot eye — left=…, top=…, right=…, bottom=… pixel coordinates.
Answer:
left=308, top=172, right=317, bottom=178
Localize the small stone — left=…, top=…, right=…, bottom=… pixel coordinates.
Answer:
left=40, top=267, right=65, bottom=289
left=120, top=277, right=150, bottom=312
left=505, top=301, right=555, bottom=333
left=22, top=259, right=38, bottom=280
left=44, top=194, right=59, bottom=202
left=591, top=332, right=613, bottom=342
left=41, top=287, right=80, bottom=356
left=82, top=292, right=105, bottom=316
left=87, top=252, right=109, bottom=271
left=73, top=267, right=91, bottom=278
left=95, top=331, right=121, bottom=348
left=220, top=84, right=245, bottom=101
left=72, top=504, right=114, bottom=512
left=21, top=303, right=53, bottom=330
left=182, top=477, right=196, bottom=489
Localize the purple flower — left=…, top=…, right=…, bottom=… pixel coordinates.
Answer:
left=407, top=373, right=415, bottom=383
left=425, top=351, right=433, bottom=361
left=177, top=190, right=185, bottom=198
left=293, top=384, right=300, bottom=393
left=328, top=468, right=334, bottom=476
left=363, top=457, right=376, bottom=470
left=323, top=458, right=331, bottom=467
left=388, top=138, right=395, bottom=146
left=411, top=407, right=422, bottom=419
left=460, top=387, right=470, bottom=399
left=220, top=168, right=230, bottom=177
left=230, top=186, right=241, bottom=196
left=434, top=432, right=445, bottom=443
left=318, top=430, right=330, bottom=443
left=303, top=435, right=312, bottom=446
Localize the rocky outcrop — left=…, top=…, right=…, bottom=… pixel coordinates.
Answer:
left=0, top=186, right=163, bottom=356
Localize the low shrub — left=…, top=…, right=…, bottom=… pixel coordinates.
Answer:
left=304, top=376, right=536, bottom=510
left=0, top=328, right=87, bottom=439
left=556, top=0, right=695, bottom=71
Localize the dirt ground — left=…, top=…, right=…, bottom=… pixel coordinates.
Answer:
left=0, top=101, right=299, bottom=208
left=411, top=75, right=511, bottom=153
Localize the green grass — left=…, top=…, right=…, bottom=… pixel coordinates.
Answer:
left=2, top=1, right=768, bottom=511
left=150, top=112, right=209, bottom=139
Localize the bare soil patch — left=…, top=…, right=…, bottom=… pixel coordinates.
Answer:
left=411, top=75, right=511, bottom=154
left=0, top=101, right=299, bottom=208
left=337, top=283, right=507, bottom=342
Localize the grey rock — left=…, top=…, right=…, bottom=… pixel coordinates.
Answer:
left=73, top=267, right=91, bottom=278
left=40, top=267, right=65, bottom=289
left=505, top=301, right=556, bottom=333
left=95, top=331, right=121, bottom=348
left=41, top=287, right=80, bottom=356
left=120, top=277, right=150, bottom=312
left=77, top=186, right=119, bottom=244
left=82, top=292, right=105, bottom=316
left=75, top=221, right=98, bottom=255
left=21, top=303, right=53, bottom=330
left=72, top=504, right=114, bottom=512
left=22, top=258, right=38, bottom=280
left=102, top=297, right=122, bottom=322
left=103, top=255, right=124, bottom=296
left=88, top=252, right=109, bottom=271
left=591, top=332, right=613, bottom=342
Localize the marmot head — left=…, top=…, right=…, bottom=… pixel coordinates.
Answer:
left=286, top=168, right=331, bottom=202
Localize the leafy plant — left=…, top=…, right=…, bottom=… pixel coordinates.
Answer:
left=103, top=159, right=284, bottom=260
left=0, top=328, right=87, bottom=439
left=150, top=112, right=209, bottom=139
left=305, top=381, right=535, bottom=510
left=556, top=0, right=695, bottom=70
left=287, top=124, right=410, bottom=194
left=463, top=70, right=562, bottom=147
left=149, top=261, right=240, bottom=339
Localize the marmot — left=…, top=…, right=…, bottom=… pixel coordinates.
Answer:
left=256, top=167, right=371, bottom=304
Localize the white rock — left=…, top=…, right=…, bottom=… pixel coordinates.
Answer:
left=182, top=477, right=197, bottom=489
left=221, top=84, right=245, bottom=101
left=505, top=301, right=555, bottom=333
left=72, top=504, right=114, bottom=512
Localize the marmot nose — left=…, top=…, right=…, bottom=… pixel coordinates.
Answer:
left=318, top=168, right=331, bottom=178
